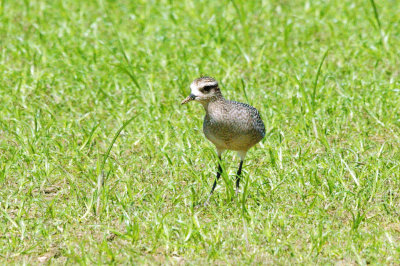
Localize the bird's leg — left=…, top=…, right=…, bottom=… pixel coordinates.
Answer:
left=235, top=151, right=247, bottom=197
left=204, top=155, right=222, bottom=205
left=210, top=159, right=222, bottom=195
left=235, top=160, right=243, bottom=197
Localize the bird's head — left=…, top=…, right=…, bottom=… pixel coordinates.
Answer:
left=181, top=77, right=222, bottom=105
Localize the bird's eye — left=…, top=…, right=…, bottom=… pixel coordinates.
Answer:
left=202, top=85, right=214, bottom=92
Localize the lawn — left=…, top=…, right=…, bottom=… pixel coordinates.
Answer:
left=1, top=0, right=400, bottom=264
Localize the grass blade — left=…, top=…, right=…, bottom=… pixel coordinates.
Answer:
left=95, top=114, right=137, bottom=216
left=100, top=114, right=138, bottom=172
left=369, top=0, right=381, bottom=30
left=311, top=49, right=329, bottom=111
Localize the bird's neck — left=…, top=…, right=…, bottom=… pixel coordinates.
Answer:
left=202, top=95, right=226, bottom=113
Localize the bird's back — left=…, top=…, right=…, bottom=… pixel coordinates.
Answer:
left=203, top=99, right=265, bottom=151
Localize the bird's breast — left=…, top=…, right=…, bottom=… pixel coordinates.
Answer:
left=203, top=109, right=265, bottom=151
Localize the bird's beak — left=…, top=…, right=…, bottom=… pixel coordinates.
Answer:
left=181, top=94, right=196, bottom=105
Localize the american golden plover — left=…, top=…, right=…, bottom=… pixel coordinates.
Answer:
left=181, top=77, right=265, bottom=204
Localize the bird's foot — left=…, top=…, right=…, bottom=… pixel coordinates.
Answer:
left=236, top=188, right=243, bottom=197
left=202, top=194, right=213, bottom=207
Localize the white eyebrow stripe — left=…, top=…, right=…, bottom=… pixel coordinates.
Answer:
left=190, top=86, right=201, bottom=96
left=203, top=81, right=218, bottom=86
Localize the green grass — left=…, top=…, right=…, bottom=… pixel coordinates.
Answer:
left=1, top=0, right=400, bottom=263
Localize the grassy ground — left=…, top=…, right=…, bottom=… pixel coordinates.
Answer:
left=1, top=0, right=400, bottom=264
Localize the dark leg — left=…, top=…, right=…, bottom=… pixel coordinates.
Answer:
left=209, top=156, right=222, bottom=196
left=205, top=156, right=222, bottom=205
left=235, top=160, right=243, bottom=195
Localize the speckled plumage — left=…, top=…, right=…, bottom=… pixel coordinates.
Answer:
left=181, top=77, right=265, bottom=203
left=203, top=98, right=265, bottom=153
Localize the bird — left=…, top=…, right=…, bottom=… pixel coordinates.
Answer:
left=181, top=76, right=265, bottom=204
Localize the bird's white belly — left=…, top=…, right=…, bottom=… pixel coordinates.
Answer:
left=204, top=131, right=230, bottom=149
